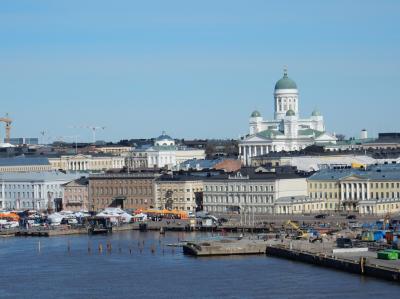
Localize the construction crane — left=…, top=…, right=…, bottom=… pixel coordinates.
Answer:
left=85, top=126, right=105, bottom=144
left=0, top=113, right=12, bottom=143
left=70, top=125, right=105, bottom=144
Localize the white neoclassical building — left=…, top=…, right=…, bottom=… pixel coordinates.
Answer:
left=48, top=154, right=125, bottom=172
left=133, top=132, right=206, bottom=169
left=239, top=69, right=337, bottom=165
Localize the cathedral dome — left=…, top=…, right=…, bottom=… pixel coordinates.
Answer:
left=250, top=110, right=261, bottom=117
left=286, top=109, right=296, bottom=116
left=311, top=109, right=321, bottom=116
left=156, top=131, right=174, bottom=141
left=275, top=69, right=297, bottom=90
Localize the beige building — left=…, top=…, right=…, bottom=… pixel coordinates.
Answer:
left=49, top=154, right=125, bottom=172
left=88, top=172, right=159, bottom=211
left=155, top=175, right=203, bottom=211
left=62, top=177, right=89, bottom=211
left=96, top=145, right=133, bottom=155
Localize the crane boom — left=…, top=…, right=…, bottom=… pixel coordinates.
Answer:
left=0, top=114, right=12, bottom=143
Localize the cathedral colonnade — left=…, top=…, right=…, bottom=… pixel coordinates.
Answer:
left=239, top=144, right=276, bottom=165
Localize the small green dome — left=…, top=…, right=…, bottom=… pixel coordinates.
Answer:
left=286, top=109, right=296, bottom=116
left=275, top=69, right=297, bottom=90
left=251, top=110, right=261, bottom=117
left=311, top=109, right=321, bottom=116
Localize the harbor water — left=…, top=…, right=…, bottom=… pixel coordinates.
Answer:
left=0, top=231, right=399, bottom=299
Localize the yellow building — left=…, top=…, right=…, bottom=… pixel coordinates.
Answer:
left=307, top=164, right=400, bottom=215
left=155, top=175, right=203, bottom=211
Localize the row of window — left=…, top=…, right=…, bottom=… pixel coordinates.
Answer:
left=94, top=198, right=151, bottom=205
left=205, top=185, right=274, bottom=192
left=310, top=191, right=400, bottom=200
left=0, top=184, right=59, bottom=190
left=204, top=195, right=273, bottom=204
left=0, top=191, right=62, bottom=199
left=92, top=186, right=152, bottom=196
left=205, top=206, right=272, bottom=213
left=310, top=182, right=400, bottom=189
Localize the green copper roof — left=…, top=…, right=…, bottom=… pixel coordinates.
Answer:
left=311, top=109, right=321, bottom=116
left=275, top=70, right=297, bottom=90
left=298, top=129, right=324, bottom=137
left=286, top=109, right=296, bottom=116
left=250, top=110, right=261, bottom=117
left=256, top=129, right=284, bottom=139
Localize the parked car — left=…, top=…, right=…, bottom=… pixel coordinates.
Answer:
left=314, top=214, right=327, bottom=219
left=346, top=215, right=357, bottom=220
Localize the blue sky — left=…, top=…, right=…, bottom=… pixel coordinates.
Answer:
left=0, top=0, right=399, bottom=142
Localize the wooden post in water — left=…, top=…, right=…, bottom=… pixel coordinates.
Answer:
left=107, top=241, right=112, bottom=254
left=38, top=240, right=41, bottom=253
left=67, top=240, right=71, bottom=254
left=98, top=243, right=103, bottom=254
left=88, top=241, right=91, bottom=255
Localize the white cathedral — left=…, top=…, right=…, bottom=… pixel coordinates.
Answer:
left=239, top=69, right=337, bottom=165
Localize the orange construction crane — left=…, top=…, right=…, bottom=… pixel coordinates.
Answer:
left=0, top=113, right=12, bottom=143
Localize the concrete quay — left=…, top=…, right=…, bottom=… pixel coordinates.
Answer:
left=265, top=240, right=400, bottom=283
left=183, top=238, right=268, bottom=256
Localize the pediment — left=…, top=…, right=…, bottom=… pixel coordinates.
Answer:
left=340, top=174, right=366, bottom=181
left=243, top=135, right=267, bottom=142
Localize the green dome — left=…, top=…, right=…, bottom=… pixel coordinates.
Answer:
left=311, top=109, right=321, bottom=116
left=275, top=70, right=297, bottom=90
left=251, top=110, right=261, bottom=117
left=286, top=109, right=296, bottom=116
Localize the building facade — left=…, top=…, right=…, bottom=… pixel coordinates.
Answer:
left=62, top=177, right=89, bottom=211
left=88, top=172, right=159, bottom=211
left=308, top=164, right=400, bottom=215
left=239, top=69, right=336, bottom=165
left=0, top=172, right=78, bottom=211
left=133, top=132, right=206, bottom=169
left=203, top=168, right=308, bottom=214
left=48, top=154, right=125, bottom=171
left=0, top=156, right=52, bottom=173
left=154, top=175, right=203, bottom=211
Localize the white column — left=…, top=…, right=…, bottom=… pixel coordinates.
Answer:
left=356, top=183, right=360, bottom=200
left=243, top=146, right=247, bottom=165
left=260, top=145, right=264, bottom=156
left=351, top=183, right=354, bottom=200
left=361, top=183, right=365, bottom=200
left=367, top=183, right=370, bottom=200
left=340, top=183, right=344, bottom=202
